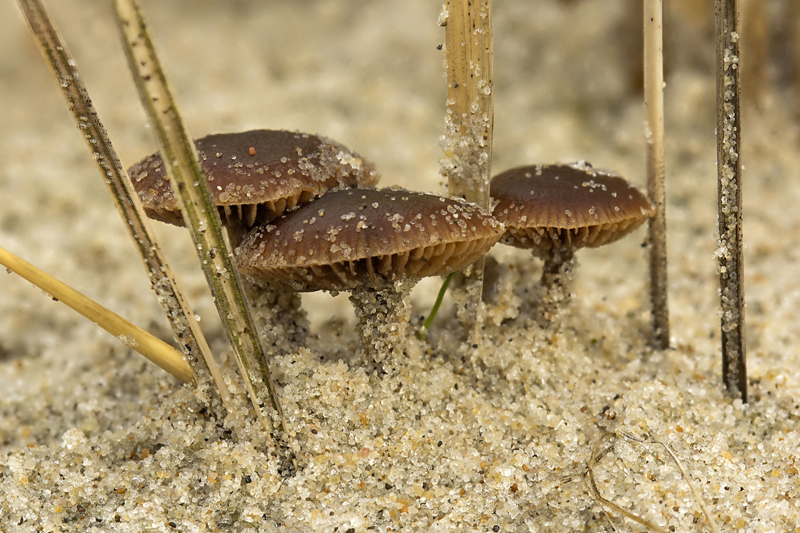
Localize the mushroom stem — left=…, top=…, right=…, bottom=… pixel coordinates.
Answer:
left=537, top=247, right=576, bottom=327
left=225, top=224, right=248, bottom=251
left=349, top=280, right=414, bottom=375
left=244, top=281, right=309, bottom=356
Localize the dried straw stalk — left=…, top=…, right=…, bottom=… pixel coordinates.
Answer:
left=715, top=0, right=747, bottom=402
left=440, top=0, right=494, bottom=335
left=17, top=0, right=231, bottom=414
left=0, top=246, right=194, bottom=385
left=112, top=0, right=288, bottom=434
left=643, top=0, right=670, bottom=349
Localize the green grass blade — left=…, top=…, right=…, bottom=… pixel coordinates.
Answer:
left=418, top=273, right=454, bottom=340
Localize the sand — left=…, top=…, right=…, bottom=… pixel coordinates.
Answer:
left=1, top=1, right=799, bottom=532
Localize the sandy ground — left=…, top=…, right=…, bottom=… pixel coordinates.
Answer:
left=1, top=1, right=799, bottom=532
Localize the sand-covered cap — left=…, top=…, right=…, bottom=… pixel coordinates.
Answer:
left=491, top=162, right=654, bottom=252
left=236, top=188, right=504, bottom=292
left=128, top=129, right=380, bottom=228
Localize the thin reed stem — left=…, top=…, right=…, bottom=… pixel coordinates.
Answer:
left=0, top=246, right=194, bottom=385
left=112, top=0, right=288, bottom=435
left=644, top=0, right=670, bottom=350
left=440, top=0, right=494, bottom=337
left=715, top=0, right=747, bottom=402
left=17, top=0, right=231, bottom=414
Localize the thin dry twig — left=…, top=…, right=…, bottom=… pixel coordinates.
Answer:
left=583, top=432, right=668, bottom=533
left=0, top=246, right=194, bottom=385
left=644, top=0, right=670, bottom=350
left=618, top=431, right=721, bottom=533
left=583, top=431, right=721, bottom=533
left=715, top=0, right=747, bottom=402
left=112, top=0, right=287, bottom=436
left=600, top=512, right=620, bottom=533
left=16, top=0, right=231, bottom=414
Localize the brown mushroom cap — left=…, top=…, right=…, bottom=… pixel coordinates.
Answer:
left=491, top=162, right=654, bottom=252
left=236, top=188, right=504, bottom=292
left=128, top=129, right=380, bottom=228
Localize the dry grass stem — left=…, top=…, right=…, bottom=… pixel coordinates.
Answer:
left=440, top=0, right=494, bottom=336
left=715, top=0, right=747, bottom=402
left=112, top=0, right=288, bottom=437
left=581, top=431, right=722, bottom=533
left=0, top=246, right=195, bottom=385
left=583, top=433, right=668, bottom=533
left=618, top=431, right=721, bottom=533
left=16, top=0, right=231, bottom=413
left=644, top=0, right=670, bottom=350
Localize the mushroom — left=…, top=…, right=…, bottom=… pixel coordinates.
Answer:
left=236, top=187, right=504, bottom=374
left=128, top=129, right=380, bottom=353
left=490, top=162, right=654, bottom=326
left=128, top=129, right=380, bottom=247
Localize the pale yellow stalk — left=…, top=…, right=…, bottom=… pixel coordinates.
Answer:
left=440, top=0, right=494, bottom=336
left=0, top=246, right=194, bottom=385
left=644, top=0, right=670, bottom=349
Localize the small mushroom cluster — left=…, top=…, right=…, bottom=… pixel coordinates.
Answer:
left=129, top=129, right=502, bottom=374
left=129, top=129, right=380, bottom=354
left=490, top=162, right=654, bottom=325
left=130, top=130, right=653, bottom=371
